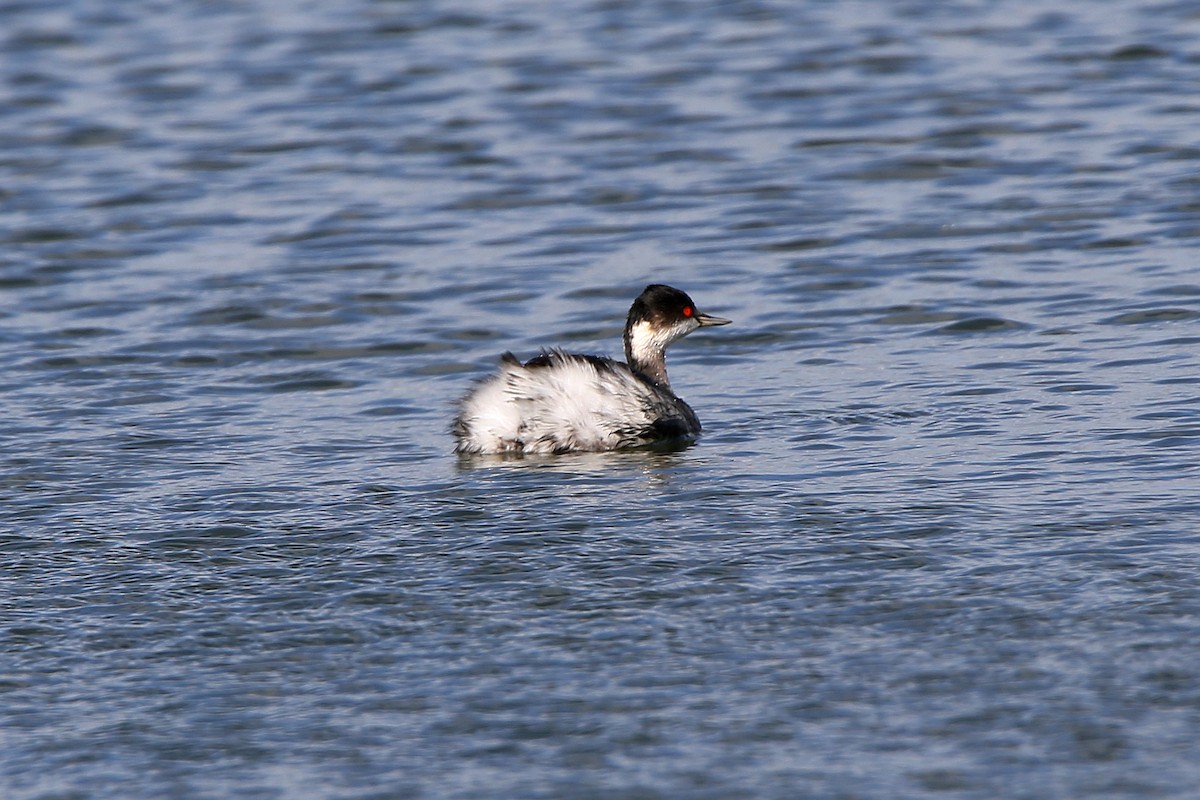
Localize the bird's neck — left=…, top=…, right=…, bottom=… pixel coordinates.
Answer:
left=625, top=320, right=671, bottom=387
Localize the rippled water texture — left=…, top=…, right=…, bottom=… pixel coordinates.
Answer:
left=4, top=1, right=1200, bottom=797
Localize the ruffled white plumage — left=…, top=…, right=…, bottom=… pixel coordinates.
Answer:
left=453, top=349, right=697, bottom=454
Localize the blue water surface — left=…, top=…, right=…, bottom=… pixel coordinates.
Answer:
left=3, top=1, right=1200, bottom=798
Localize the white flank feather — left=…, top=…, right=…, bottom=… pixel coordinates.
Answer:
left=453, top=350, right=696, bottom=454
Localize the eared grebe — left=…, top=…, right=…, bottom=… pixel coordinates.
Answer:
left=453, top=284, right=731, bottom=454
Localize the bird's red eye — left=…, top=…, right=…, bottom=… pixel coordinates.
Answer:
left=683, top=306, right=694, bottom=318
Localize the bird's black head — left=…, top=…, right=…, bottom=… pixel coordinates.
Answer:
left=628, top=284, right=699, bottom=327
left=623, top=285, right=731, bottom=385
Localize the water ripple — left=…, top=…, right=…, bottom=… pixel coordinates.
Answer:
left=3, top=0, right=1200, bottom=798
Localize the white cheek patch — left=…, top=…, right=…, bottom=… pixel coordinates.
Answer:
left=627, top=319, right=695, bottom=363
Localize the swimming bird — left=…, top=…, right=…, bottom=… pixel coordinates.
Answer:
left=453, top=284, right=731, bottom=454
